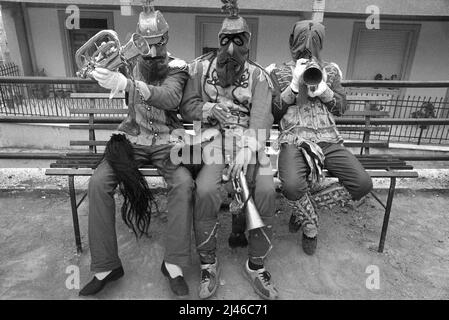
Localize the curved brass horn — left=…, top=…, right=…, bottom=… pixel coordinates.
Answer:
left=75, top=30, right=150, bottom=79
left=227, top=170, right=265, bottom=232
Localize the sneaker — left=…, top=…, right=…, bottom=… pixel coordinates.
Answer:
left=198, top=259, right=220, bottom=299
left=243, top=260, right=278, bottom=300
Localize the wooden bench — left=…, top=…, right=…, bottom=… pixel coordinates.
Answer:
left=343, top=95, right=392, bottom=155
left=45, top=103, right=418, bottom=254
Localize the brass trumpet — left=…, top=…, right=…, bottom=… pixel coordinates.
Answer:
left=228, top=170, right=265, bottom=232
left=75, top=30, right=149, bottom=79
left=302, top=59, right=323, bottom=87
left=75, top=30, right=150, bottom=136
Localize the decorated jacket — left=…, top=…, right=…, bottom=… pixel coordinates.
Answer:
left=124, top=56, right=189, bottom=146
left=268, top=60, right=347, bottom=145
left=180, top=53, right=274, bottom=153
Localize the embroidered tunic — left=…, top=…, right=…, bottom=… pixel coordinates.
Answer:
left=181, top=53, right=274, bottom=153
left=269, top=61, right=347, bottom=146
left=124, top=56, right=189, bottom=146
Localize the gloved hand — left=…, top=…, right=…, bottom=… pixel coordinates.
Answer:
left=290, top=58, right=308, bottom=92
left=307, top=80, right=334, bottom=102
left=91, top=67, right=127, bottom=99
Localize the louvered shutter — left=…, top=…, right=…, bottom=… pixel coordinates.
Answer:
left=352, top=29, right=410, bottom=80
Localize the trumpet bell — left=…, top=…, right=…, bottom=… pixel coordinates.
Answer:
left=245, top=198, right=266, bottom=231
left=75, top=30, right=121, bottom=78
left=120, top=33, right=150, bottom=62
left=238, top=171, right=266, bottom=231
left=303, top=60, right=323, bottom=86
left=74, top=30, right=150, bottom=79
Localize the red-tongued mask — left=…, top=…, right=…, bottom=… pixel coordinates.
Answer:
left=216, top=32, right=250, bottom=88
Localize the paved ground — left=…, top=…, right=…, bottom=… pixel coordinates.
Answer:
left=1, top=188, right=448, bottom=300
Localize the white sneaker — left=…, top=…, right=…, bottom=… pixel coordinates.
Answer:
left=243, top=260, right=279, bottom=300
left=198, top=259, right=220, bottom=299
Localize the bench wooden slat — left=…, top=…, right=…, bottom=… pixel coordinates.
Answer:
left=69, top=124, right=119, bottom=130
left=363, top=165, right=413, bottom=172
left=52, top=158, right=412, bottom=170
left=337, top=126, right=389, bottom=132
left=45, top=167, right=418, bottom=179
left=344, top=111, right=390, bottom=117
left=344, top=142, right=389, bottom=148
left=346, top=95, right=392, bottom=102
left=364, top=171, right=418, bottom=178
left=70, top=93, right=125, bottom=99
left=45, top=168, right=160, bottom=176
left=70, top=109, right=128, bottom=114
left=54, top=160, right=99, bottom=165
left=70, top=141, right=108, bottom=146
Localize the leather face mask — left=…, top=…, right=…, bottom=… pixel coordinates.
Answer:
left=142, top=34, right=169, bottom=60
left=216, top=32, right=250, bottom=88
left=289, top=21, right=324, bottom=61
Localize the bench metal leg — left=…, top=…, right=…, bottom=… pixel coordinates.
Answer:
left=68, top=175, right=82, bottom=254
left=378, top=177, right=396, bottom=253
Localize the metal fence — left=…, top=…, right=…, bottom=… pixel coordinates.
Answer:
left=1, top=77, right=448, bottom=145
left=344, top=93, right=449, bottom=145
left=0, top=63, right=21, bottom=76
left=0, top=77, right=123, bottom=117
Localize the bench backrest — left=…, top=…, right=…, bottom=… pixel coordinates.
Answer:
left=68, top=93, right=392, bottom=155
left=342, top=95, right=392, bottom=155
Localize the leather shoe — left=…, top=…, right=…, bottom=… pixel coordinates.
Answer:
left=161, top=261, right=189, bottom=298
left=79, top=266, right=124, bottom=296
left=302, top=233, right=318, bottom=255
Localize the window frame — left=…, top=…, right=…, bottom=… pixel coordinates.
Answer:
left=57, top=10, right=114, bottom=77
left=195, top=15, right=258, bottom=61
left=346, top=22, right=421, bottom=93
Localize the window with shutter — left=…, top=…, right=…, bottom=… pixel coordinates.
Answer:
left=347, top=22, right=420, bottom=96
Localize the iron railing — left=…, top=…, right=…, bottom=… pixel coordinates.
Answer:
left=344, top=81, right=449, bottom=145
left=1, top=77, right=448, bottom=145
left=0, top=77, right=122, bottom=117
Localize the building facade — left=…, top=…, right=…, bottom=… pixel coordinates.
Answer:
left=0, top=0, right=448, bottom=99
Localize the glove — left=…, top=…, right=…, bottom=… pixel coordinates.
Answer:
left=290, top=58, right=308, bottom=92
left=91, top=67, right=127, bottom=99
left=307, top=80, right=334, bottom=102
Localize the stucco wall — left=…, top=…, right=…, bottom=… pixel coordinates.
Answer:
left=407, top=21, right=449, bottom=98
left=321, top=18, right=449, bottom=98
left=1, top=6, right=24, bottom=74
left=27, top=7, right=66, bottom=77
left=14, top=7, right=449, bottom=100
left=7, top=0, right=449, bottom=17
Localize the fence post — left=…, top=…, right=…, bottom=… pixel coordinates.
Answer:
left=417, top=127, right=424, bottom=145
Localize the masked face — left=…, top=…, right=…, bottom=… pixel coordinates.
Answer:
left=142, top=33, right=169, bottom=60
left=216, top=32, right=250, bottom=88
left=289, top=21, right=324, bottom=61
left=138, top=33, right=169, bottom=83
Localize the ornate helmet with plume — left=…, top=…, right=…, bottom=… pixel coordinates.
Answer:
left=137, top=0, right=169, bottom=40
left=219, top=0, right=251, bottom=37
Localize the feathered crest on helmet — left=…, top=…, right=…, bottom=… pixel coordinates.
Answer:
left=142, top=0, right=155, bottom=13
left=221, top=0, right=240, bottom=18
left=137, top=0, right=169, bottom=38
